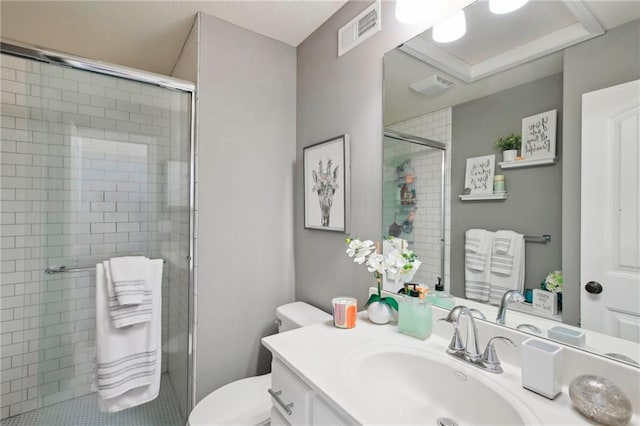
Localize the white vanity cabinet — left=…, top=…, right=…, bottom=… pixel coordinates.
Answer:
left=269, top=358, right=352, bottom=426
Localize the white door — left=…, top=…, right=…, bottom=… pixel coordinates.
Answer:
left=581, top=79, right=640, bottom=343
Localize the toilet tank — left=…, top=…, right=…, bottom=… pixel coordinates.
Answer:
left=276, top=302, right=331, bottom=332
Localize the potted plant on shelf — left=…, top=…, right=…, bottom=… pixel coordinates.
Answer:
left=345, top=236, right=421, bottom=324
left=495, top=133, right=521, bottom=162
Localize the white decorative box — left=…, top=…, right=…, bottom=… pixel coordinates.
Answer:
left=532, top=289, right=558, bottom=315
left=521, top=338, right=564, bottom=399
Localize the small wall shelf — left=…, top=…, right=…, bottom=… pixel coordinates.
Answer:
left=499, top=157, right=557, bottom=169
left=459, top=193, right=509, bottom=201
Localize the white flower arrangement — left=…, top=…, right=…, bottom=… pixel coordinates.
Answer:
left=544, top=270, right=563, bottom=294
left=345, top=236, right=421, bottom=311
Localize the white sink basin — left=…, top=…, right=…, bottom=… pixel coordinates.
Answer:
left=345, top=342, right=541, bottom=426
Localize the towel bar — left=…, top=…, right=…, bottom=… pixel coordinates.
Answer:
left=45, top=259, right=167, bottom=274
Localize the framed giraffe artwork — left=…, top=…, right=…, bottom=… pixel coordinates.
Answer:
left=304, top=134, right=350, bottom=232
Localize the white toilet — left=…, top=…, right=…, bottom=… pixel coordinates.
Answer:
left=187, top=302, right=331, bottom=426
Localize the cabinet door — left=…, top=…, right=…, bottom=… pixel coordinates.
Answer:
left=271, top=407, right=291, bottom=426
left=312, top=395, right=351, bottom=426
left=271, top=359, right=313, bottom=425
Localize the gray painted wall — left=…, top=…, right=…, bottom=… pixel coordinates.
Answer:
left=561, top=19, right=640, bottom=326
left=195, top=13, right=296, bottom=401
left=450, top=74, right=563, bottom=299
left=295, top=0, right=472, bottom=311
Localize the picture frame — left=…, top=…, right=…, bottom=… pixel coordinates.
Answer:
left=463, top=154, right=495, bottom=194
left=521, top=109, right=557, bottom=159
left=304, top=135, right=350, bottom=232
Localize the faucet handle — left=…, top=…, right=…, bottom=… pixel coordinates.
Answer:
left=438, top=317, right=465, bottom=352
left=481, top=336, right=515, bottom=373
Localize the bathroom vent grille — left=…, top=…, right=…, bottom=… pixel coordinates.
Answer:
left=338, top=0, right=381, bottom=57
left=409, top=74, right=455, bottom=97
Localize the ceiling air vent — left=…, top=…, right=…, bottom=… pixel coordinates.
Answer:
left=338, top=0, right=381, bottom=57
left=409, top=74, right=455, bottom=97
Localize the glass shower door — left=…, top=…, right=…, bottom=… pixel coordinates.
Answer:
left=1, top=53, right=191, bottom=424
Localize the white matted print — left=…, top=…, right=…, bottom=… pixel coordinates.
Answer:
left=304, top=135, right=350, bottom=232
left=464, top=154, right=495, bottom=194
left=522, top=109, right=557, bottom=159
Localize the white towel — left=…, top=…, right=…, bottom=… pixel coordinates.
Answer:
left=465, top=229, right=492, bottom=271
left=465, top=230, right=494, bottom=302
left=109, top=256, right=148, bottom=305
left=493, top=230, right=514, bottom=255
left=95, top=259, right=163, bottom=412
left=489, top=234, right=525, bottom=305
left=103, top=260, right=152, bottom=328
left=490, top=230, right=518, bottom=275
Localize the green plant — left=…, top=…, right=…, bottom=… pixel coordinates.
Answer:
left=494, top=133, right=522, bottom=151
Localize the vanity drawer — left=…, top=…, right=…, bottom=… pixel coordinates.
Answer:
left=270, top=359, right=312, bottom=425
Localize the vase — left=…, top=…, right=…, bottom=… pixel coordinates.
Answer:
left=502, top=149, right=517, bottom=162
left=367, top=301, right=392, bottom=324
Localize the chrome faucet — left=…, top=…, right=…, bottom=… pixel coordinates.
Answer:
left=440, top=305, right=515, bottom=374
left=496, top=290, right=525, bottom=325
left=441, top=306, right=482, bottom=361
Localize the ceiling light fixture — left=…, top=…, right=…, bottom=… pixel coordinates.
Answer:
left=432, top=10, right=466, bottom=43
left=489, top=0, right=530, bottom=14
left=395, top=0, right=430, bottom=24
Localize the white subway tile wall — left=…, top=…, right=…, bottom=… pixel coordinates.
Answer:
left=385, top=108, right=452, bottom=289
left=0, top=54, right=191, bottom=420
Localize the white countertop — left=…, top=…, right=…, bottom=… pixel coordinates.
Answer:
left=262, top=310, right=631, bottom=425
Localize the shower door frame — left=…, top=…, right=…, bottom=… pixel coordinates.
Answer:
left=1, top=39, right=198, bottom=415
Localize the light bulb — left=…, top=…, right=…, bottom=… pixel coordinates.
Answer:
left=489, top=0, right=530, bottom=14
left=395, top=0, right=431, bottom=24
left=432, top=10, right=466, bottom=43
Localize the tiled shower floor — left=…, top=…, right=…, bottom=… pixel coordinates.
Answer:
left=0, top=374, right=183, bottom=426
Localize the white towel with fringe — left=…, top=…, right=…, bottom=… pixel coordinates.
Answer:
left=109, top=256, right=148, bottom=305
left=103, top=260, right=152, bottom=328
left=489, top=233, right=525, bottom=305
left=465, top=230, right=494, bottom=302
left=95, top=259, right=163, bottom=412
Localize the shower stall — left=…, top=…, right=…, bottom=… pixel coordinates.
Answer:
left=382, top=130, right=446, bottom=290
left=0, top=42, right=195, bottom=425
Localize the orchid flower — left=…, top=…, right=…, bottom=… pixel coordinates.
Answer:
left=346, top=239, right=374, bottom=264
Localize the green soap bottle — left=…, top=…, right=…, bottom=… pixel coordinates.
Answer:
left=398, top=284, right=432, bottom=340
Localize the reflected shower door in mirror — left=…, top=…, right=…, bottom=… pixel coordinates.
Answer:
left=383, top=0, right=640, bottom=366
left=382, top=131, right=446, bottom=292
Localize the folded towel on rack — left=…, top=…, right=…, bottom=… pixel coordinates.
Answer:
left=490, top=230, right=518, bottom=275
left=465, top=229, right=492, bottom=271
left=465, top=230, right=493, bottom=302
left=489, top=234, right=525, bottom=305
left=109, top=256, right=148, bottom=305
left=95, top=259, right=163, bottom=412
left=103, top=260, right=152, bottom=328
left=493, top=230, right=514, bottom=255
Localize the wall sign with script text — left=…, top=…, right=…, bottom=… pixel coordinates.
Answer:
left=522, top=109, right=557, bottom=160
left=464, top=154, right=495, bottom=195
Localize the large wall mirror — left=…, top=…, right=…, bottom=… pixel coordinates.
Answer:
left=383, top=0, right=639, bottom=366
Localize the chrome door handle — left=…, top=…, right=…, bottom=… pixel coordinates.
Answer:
left=268, top=388, right=293, bottom=415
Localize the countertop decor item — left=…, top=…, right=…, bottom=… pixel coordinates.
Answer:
left=345, top=236, right=421, bottom=324
left=569, top=375, right=632, bottom=426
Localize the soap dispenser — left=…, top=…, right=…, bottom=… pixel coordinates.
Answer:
left=398, top=283, right=432, bottom=340
left=429, top=277, right=455, bottom=309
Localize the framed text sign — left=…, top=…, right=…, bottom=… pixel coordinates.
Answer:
left=464, top=154, right=495, bottom=194
left=522, top=109, right=557, bottom=160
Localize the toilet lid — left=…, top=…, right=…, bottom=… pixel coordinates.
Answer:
left=188, top=373, right=272, bottom=426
